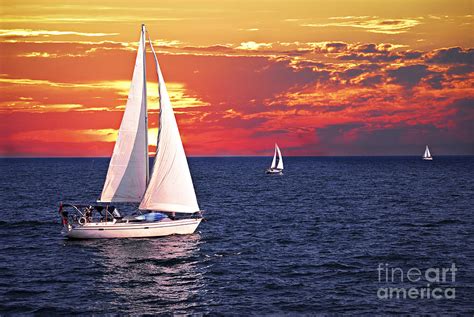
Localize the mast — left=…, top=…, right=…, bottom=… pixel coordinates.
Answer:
left=146, top=29, right=163, bottom=168
left=142, top=24, right=150, bottom=185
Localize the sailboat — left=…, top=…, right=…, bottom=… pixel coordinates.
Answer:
left=266, top=143, right=284, bottom=175
left=58, top=25, right=202, bottom=239
left=422, top=145, right=433, bottom=161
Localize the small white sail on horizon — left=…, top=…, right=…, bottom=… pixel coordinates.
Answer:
left=267, top=143, right=284, bottom=174
left=423, top=145, right=433, bottom=160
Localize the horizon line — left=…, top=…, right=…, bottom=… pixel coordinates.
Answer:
left=1, top=154, right=473, bottom=159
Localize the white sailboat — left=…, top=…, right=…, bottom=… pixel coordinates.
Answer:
left=58, top=25, right=202, bottom=239
left=266, top=143, right=284, bottom=175
left=422, top=145, right=433, bottom=161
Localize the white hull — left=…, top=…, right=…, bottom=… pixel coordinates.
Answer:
left=422, top=157, right=433, bottom=160
left=62, top=218, right=202, bottom=239
left=266, top=168, right=283, bottom=175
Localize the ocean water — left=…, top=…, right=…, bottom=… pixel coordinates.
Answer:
left=0, top=156, right=473, bottom=315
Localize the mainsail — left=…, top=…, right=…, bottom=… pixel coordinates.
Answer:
left=100, top=26, right=148, bottom=203
left=139, top=37, right=199, bottom=213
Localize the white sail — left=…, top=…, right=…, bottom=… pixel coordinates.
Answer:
left=270, top=147, right=277, bottom=169
left=276, top=144, right=284, bottom=170
left=424, top=145, right=431, bottom=158
left=139, top=37, right=199, bottom=213
left=100, top=27, right=148, bottom=203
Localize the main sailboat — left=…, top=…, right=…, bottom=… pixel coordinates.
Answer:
left=58, top=25, right=202, bottom=239
left=266, top=143, right=284, bottom=175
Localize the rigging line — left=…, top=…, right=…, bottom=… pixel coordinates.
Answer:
left=141, top=25, right=150, bottom=186
left=144, top=29, right=163, bottom=202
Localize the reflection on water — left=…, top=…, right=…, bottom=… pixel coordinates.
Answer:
left=65, top=234, right=205, bottom=314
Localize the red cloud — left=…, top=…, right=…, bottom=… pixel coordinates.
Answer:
left=1, top=40, right=474, bottom=156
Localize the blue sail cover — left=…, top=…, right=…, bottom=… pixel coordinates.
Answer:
left=135, top=212, right=168, bottom=222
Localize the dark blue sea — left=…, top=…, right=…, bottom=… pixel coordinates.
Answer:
left=0, top=157, right=473, bottom=315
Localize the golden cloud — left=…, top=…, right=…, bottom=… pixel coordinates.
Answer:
left=302, top=18, right=421, bottom=34
left=0, top=29, right=118, bottom=38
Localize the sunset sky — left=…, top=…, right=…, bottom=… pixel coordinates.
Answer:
left=1, top=0, right=473, bottom=157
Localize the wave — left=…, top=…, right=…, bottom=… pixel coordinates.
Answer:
left=130, top=256, right=199, bottom=267
left=401, top=219, right=464, bottom=228
left=0, top=220, right=57, bottom=228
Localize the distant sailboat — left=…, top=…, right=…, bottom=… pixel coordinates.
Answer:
left=266, top=143, right=284, bottom=175
left=58, top=25, right=202, bottom=239
left=422, top=145, right=433, bottom=161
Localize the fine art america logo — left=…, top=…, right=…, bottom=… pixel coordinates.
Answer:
left=377, top=263, right=457, bottom=300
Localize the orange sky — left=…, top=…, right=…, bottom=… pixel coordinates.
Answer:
left=1, top=0, right=473, bottom=156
